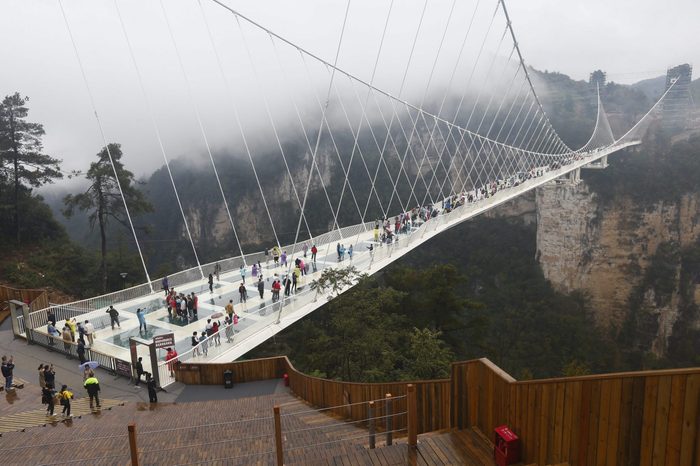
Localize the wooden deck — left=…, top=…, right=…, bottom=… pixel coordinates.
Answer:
left=0, top=381, right=497, bottom=465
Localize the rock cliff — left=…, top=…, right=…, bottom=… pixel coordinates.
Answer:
left=535, top=177, right=700, bottom=357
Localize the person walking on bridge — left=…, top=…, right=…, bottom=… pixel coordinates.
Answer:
left=84, top=320, right=95, bottom=347
left=311, top=245, right=318, bottom=263
left=208, top=273, right=214, bottom=293
left=258, top=277, right=265, bottom=299
left=137, top=308, right=147, bottom=334
left=106, top=306, right=120, bottom=330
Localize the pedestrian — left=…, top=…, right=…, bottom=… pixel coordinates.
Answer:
left=58, top=384, right=73, bottom=418
left=146, top=373, right=158, bottom=403
left=77, top=338, right=87, bottom=364
left=239, top=283, right=247, bottom=303
left=47, top=309, right=57, bottom=326
left=225, top=299, right=234, bottom=321
left=135, top=357, right=144, bottom=386
left=212, top=321, right=220, bottom=346
left=272, top=279, right=281, bottom=302
left=47, top=321, right=60, bottom=346
left=1, top=356, right=14, bottom=391
left=106, top=305, right=121, bottom=330
left=42, top=384, right=56, bottom=416
left=252, top=263, right=258, bottom=279
left=367, top=243, right=374, bottom=258
left=199, top=332, right=208, bottom=356
left=165, top=347, right=178, bottom=377
left=224, top=317, right=234, bottom=343
left=192, top=332, right=201, bottom=357
left=38, top=363, right=46, bottom=389
left=336, top=242, right=341, bottom=260
left=208, top=273, right=214, bottom=293
left=67, top=319, right=77, bottom=342
left=84, top=320, right=95, bottom=346
left=302, top=243, right=308, bottom=257
left=240, top=265, right=246, bottom=284
left=162, top=275, right=169, bottom=296
left=284, top=275, right=291, bottom=297
left=233, top=312, right=239, bottom=330
left=77, top=320, right=86, bottom=341
left=292, top=269, right=298, bottom=293
left=258, top=277, right=265, bottom=299
left=192, top=292, right=198, bottom=320
left=273, top=246, right=280, bottom=266
left=348, top=244, right=353, bottom=260
left=281, top=251, right=287, bottom=267
left=311, top=244, right=318, bottom=263
left=62, top=326, right=72, bottom=357
left=373, top=223, right=380, bottom=242
left=84, top=372, right=101, bottom=409
left=44, top=364, right=56, bottom=389
left=137, top=308, right=147, bottom=333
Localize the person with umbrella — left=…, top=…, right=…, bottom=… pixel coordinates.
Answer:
left=84, top=371, right=101, bottom=409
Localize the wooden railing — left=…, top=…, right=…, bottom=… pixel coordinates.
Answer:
left=176, top=356, right=451, bottom=434
left=175, top=356, right=700, bottom=465
left=452, top=359, right=700, bottom=466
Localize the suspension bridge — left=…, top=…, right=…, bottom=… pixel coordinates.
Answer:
left=9, top=0, right=678, bottom=387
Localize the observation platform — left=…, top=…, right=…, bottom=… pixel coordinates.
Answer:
left=16, top=142, right=639, bottom=387
left=0, top=378, right=495, bottom=466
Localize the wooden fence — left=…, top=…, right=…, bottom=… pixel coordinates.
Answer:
left=176, top=357, right=699, bottom=465
left=452, top=359, right=700, bottom=466
left=176, top=356, right=451, bottom=434
left=0, top=285, right=49, bottom=321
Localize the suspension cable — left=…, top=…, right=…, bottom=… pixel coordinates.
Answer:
left=158, top=0, right=246, bottom=265
left=113, top=0, right=203, bottom=278
left=57, top=0, right=153, bottom=292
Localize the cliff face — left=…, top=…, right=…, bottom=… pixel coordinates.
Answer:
left=535, top=179, right=700, bottom=357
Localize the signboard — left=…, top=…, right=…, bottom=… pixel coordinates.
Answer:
left=153, top=333, right=175, bottom=349
left=115, top=358, right=132, bottom=378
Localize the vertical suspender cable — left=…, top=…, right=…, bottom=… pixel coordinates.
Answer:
left=196, top=1, right=284, bottom=252
left=158, top=0, right=247, bottom=266
left=277, top=0, right=352, bottom=324
left=57, top=0, right=154, bottom=292
left=113, top=0, right=203, bottom=278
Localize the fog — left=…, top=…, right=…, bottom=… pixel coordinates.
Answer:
left=0, top=0, right=696, bottom=186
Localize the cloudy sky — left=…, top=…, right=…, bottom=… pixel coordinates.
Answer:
left=1, top=0, right=696, bottom=183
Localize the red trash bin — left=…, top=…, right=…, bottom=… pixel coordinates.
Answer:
left=494, top=425, right=520, bottom=466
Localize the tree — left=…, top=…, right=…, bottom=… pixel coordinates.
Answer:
left=0, top=93, right=62, bottom=245
left=63, top=143, right=152, bottom=292
left=404, top=328, right=454, bottom=380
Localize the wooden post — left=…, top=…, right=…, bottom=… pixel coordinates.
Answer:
left=385, top=393, right=393, bottom=446
left=128, top=422, right=139, bottom=466
left=368, top=401, right=376, bottom=449
left=273, top=405, right=284, bottom=466
left=407, top=384, right=417, bottom=448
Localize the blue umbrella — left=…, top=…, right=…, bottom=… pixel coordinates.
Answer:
left=79, top=361, right=99, bottom=370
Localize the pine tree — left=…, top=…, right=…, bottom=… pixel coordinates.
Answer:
left=0, top=93, right=62, bottom=245
left=63, top=144, right=152, bottom=292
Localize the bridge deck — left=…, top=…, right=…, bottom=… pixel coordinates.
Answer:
left=21, top=143, right=639, bottom=386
